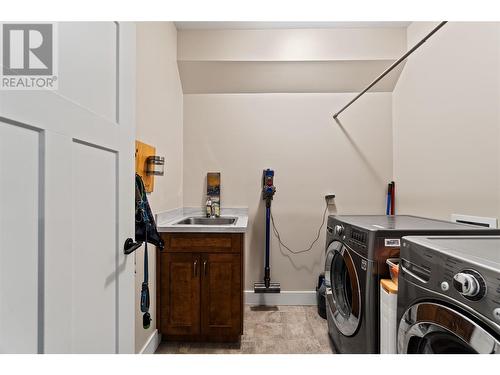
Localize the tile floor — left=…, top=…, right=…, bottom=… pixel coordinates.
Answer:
left=155, top=305, right=335, bottom=354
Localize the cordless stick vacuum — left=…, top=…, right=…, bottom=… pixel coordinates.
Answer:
left=254, top=169, right=281, bottom=294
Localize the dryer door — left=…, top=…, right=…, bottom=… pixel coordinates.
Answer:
left=325, top=241, right=362, bottom=337
left=398, top=302, right=500, bottom=354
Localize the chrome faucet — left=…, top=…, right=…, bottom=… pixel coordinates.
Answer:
left=206, top=172, right=221, bottom=218
left=205, top=197, right=220, bottom=218
left=206, top=196, right=213, bottom=218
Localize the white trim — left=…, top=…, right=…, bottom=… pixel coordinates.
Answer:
left=451, top=214, right=498, bottom=228
left=244, top=290, right=317, bottom=305
left=138, top=329, right=160, bottom=354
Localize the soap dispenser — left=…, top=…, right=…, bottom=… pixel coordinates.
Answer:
left=213, top=202, right=220, bottom=217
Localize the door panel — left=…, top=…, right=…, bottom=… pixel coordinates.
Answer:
left=43, top=132, right=73, bottom=352
left=58, top=22, right=117, bottom=123
left=71, top=140, right=117, bottom=353
left=201, top=253, right=242, bottom=337
left=0, top=22, right=136, bottom=353
left=159, top=253, right=200, bottom=336
left=0, top=121, right=41, bottom=353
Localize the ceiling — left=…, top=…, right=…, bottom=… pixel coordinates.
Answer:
left=174, top=21, right=411, bottom=30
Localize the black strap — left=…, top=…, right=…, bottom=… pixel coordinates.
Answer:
left=143, top=235, right=148, bottom=284
left=136, top=177, right=151, bottom=328
left=140, top=224, right=151, bottom=328
left=140, top=233, right=150, bottom=309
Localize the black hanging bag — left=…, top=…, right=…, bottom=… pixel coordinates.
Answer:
left=135, top=174, right=164, bottom=329
left=135, top=174, right=164, bottom=249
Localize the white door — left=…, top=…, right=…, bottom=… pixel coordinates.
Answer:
left=0, top=22, right=136, bottom=353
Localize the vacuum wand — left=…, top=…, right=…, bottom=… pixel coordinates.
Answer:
left=264, top=202, right=271, bottom=288
left=254, top=169, right=281, bottom=294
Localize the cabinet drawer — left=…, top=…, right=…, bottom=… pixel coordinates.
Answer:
left=162, top=233, right=242, bottom=253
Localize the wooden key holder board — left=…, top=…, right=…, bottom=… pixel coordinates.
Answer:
left=135, top=140, right=155, bottom=193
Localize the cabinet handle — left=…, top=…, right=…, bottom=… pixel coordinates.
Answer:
left=203, top=260, right=208, bottom=276
left=193, top=260, right=198, bottom=277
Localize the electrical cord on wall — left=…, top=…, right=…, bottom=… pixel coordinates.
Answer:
left=270, top=203, right=328, bottom=254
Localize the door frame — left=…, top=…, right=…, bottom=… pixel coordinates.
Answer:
left=115, top=21, right=136, bottom=354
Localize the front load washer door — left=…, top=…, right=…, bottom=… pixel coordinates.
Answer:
left=324, top=241, right=362, bottom=337
left=398, top=302, right=500, bottom=354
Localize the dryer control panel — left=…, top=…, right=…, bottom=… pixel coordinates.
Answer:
left=350, top=228, right=367, bottom=244
left=344, top=226, right=369, bottom=258
left=325, top=217, right=381, bottom=259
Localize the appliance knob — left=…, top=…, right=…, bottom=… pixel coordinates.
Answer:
left=335, top=225, right=344, bottom=236
left=440, top=281, right=449, bottom=292
left=493, top=308, right=500, bottom=322
left=453, top=272, right=480, bottom=298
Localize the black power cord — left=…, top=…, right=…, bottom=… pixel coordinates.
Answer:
left=270, top=203, right=328, bottom=254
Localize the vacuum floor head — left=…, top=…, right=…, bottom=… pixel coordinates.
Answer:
left=254, top=282, right=281, bottom=294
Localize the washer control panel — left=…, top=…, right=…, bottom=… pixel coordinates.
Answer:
left=493, top=308, right=500, bottom=323
left=400, top=238, right=500, bottom=327
left=440, top=281, right=450, bottom=292
left=452, top=270, right=486, bottom=301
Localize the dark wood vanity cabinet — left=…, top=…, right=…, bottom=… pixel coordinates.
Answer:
left=157, top=233, right=243, bottom=342
left=158, top=252, right=201, bottom=337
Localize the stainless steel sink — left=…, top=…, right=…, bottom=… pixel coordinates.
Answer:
left=174, top=216, right=238, bottom=226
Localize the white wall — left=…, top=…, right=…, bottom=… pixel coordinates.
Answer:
left=183, top=93, right=393, bottom=291
left=137, top=22, right=183, bottom=211
left=178, top=28, right=406, bottom=61
left=177, top=27, right=407, bottom=94
left=393, top=22, right=500, bottom=220
left=180, top=27, right=398, bottom=292
left=135, top=22, right=183, bottom=353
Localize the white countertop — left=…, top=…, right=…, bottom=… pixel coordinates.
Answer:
left=156, top=207, right=248, bottom=233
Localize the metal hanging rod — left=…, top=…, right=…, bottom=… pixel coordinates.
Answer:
left=333, top=21, right=448, bottom=119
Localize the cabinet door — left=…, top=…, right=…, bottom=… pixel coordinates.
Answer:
left=201, top=253, right=242, bottom=338
left=158, top=253, right=200, bottom=336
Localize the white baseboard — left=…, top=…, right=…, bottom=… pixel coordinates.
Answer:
left=139, top=329, right=160, bottom=354
left=244, top=290, right=317, bottom=305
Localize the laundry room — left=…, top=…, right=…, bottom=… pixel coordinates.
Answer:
left=146, top=20, right=499, bottom=356
left=1, top=1, right=500, bottom=373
